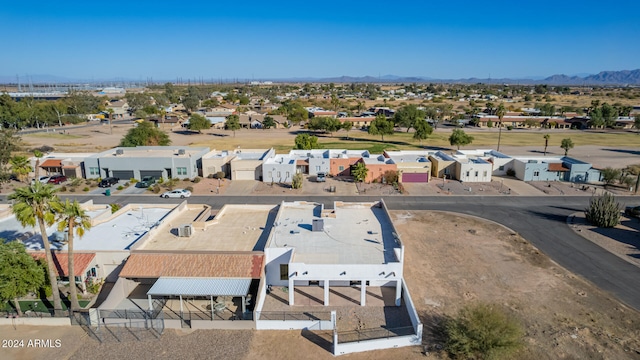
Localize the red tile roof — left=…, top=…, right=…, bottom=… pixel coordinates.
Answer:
left=31, top=252, right=96, bottom=277
left=119, top=253, right=264, bottom=279
left=40, top=159, right=62, bottom=168
left=548, top=163, right=569, bottom=172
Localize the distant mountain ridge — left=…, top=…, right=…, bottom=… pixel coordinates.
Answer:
left=2, top=69, right=639, bottom=85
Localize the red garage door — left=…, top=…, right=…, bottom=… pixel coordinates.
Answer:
left=402, top=172, right=429, bottom=183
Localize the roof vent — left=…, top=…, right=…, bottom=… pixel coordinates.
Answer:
left=178, top=149, right=186, bottom=155
left=116, top=149, right=124, bottom=155
left=312, top=219, right=324, bottom=232
left=177, top=224, right=193, bottom=237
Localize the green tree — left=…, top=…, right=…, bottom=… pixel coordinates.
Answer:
left=120, top=121, right=171, bottom=147
left=342, top=121, right=353, bottom=139
left=9, top=183, right=63, bottom=314
left=424, top=106, right=439, bottom=129
left=394, top=104, right=425, bottom=132
left=0, top=129, right=20, bottom=183
left=294, top=133, right=321, bottom=150
left=225, top=114, right=241, bottom=137
left=441, top=303, right=523, bottom=360
left=449, top=129, right=474, bottom=150
left=10, top=156, right=31, bottom=183
left=187, top=113, right=210, bottom=133
left=291, top=173, right=303, bottom=189
left=182, top=95, right=200, bottom=112
left=543, top=134, right=550, bottom=156
left=352, top=161, right=368, bottom=183
left=589, top=108, right=605, bottom=128
left=634, top=114, right=640, bottom=134
left=0, top=241, right=45, bottom=316
left=262, top=115, right=276, bottom=130
left=496, top=103, right=506, bottom=151
left=413, top=119, right=433, bottom=145
left=560, top=138, right=574, bottom=156
left=368, top=114, right=394, bottom=141
left=584, top=193, right=621, bottom=228
left=600, top=167, right=622, bottom=188
left=55, top=200, right=92, bottom=312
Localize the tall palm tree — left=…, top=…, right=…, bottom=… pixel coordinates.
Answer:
left=33, top=149, right=43, bottom=181
left=9, top=183, right=63, bottom=314
left=496, top=104, right=506, bottom=151
left=56, top=199, right=92, bottom=312
left=543, top=134, right=550, bottom=156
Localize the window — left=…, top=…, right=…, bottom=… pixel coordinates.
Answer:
left=315, top=166, right=321, bottom=171
left=533, top=171, right=540, bottom=176
left=268, top=171, right=272, bottom=178
left=280, top=264, right=289, bottom=281
left=499, top=165, right=505, bottom=171
left=177, top=167, right=187, bottom=176
left=339, top=166, right=344, bottom=171
left=286, top=171, right=290, bottom=178
left=277, top=171, right=281, bottom=177
left=466, top=171, right=470, bottom=177
left=483, top=171, right=488, bottom=177
left=475, top=171, right=479, bottom=177
left=89, top=167, right=99, bottom=176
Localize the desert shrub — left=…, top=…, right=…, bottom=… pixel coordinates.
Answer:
left=383, top=170, right=399, bottom=185
left=82, top=187, right=89, bottom=192
left=157, top=177, right=164, bottom=184
left=185, top=186, right=194, bottom=192
left=584, top=193, right=621, bottom=228
left=116, top=185, right=124, bottom=190
left=86, top=279, right=104, bottom=295
left=506, top=168, right=516, bottom=177
left=440, top=303, right=523, bottom=360
left=129, top=178, right=138, bottom=183
left=182, top=178, right=190, bottom=182
left=506, top=125, right=513, bottom=130
left=292, top=173, right=303, bottom=189
left=193, top=176, right=201, bottom=183
left=214, top=171, right=226, bottom=179
left=123, top=182, right=129, bottom=187
left=207, top=174, right=215, bottom=179
left=68, top=187, right=76, bottom=192
left=109, top=203, right=121, bottom=214
left=487, top=120, right=493, bottom=128
left=60, top=186, right=67, bottom=192
left=150, top=184, right=161, bottom=193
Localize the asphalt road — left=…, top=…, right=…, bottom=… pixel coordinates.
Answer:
left=4, top=193, right=640, bottom=311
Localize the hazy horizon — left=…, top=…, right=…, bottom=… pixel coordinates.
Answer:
left=2, top=0, right=638, bottom=80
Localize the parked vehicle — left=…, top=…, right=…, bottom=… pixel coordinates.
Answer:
left=31, top=176, right=51, bottom=184
left=316, top=172, right=326, bottom=182
left=98, top=177, right=120, bottom=188
left=135, top=176, right=156, bottom=188
left=161, top=189, right=191, bottom=198
left=625, top=206, right=640, bottom=219
left=48, top=175, right=67, bottom=184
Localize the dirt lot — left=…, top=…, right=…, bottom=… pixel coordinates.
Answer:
left=3, top=212, right=640, bottom=359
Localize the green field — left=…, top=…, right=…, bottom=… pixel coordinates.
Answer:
left=3, top=299, right=91, bottom=312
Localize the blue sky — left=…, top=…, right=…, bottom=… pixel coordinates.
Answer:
left=2, top=1, right=639, bottom=80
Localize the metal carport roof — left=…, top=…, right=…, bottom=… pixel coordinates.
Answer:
left=147, top=277, right=252, bottom=297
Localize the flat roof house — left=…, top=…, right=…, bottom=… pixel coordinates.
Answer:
left=263, top=154, right=297, bottom=183
left=383, top=150, right=433, bottom=183
left=512, top=156, right=600, bottom=183
left=230, top=148, right=275, bottom=180
left=84, top=146, right=210, bottom=180
left=32, top=152, right=95, bottom=179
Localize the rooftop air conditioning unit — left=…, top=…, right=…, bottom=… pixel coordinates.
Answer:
left=116, top=149, right=124, bottom=155
left=178, top=149, right=186, bottom=155
left=178, top=224, right=193, bottom=237
left=312, top=218, right=324, bottom=232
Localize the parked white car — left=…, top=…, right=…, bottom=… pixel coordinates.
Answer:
left=31, top=176, right=51, bottom=184
left=161, top=189, right=191, bottom=198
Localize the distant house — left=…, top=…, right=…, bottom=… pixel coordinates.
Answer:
left=339, top=117, right=375, bottom=128
left=106, top=100, right=130, bottom=119
left=512, top=156, right=601, bottom=183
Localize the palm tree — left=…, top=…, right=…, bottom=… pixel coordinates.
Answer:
left=107, top=108, right=114, bottom=135
left=10, top=156, right=31, bottom=183
left=56, top=199, right=92, bottom=312
left=496, top=104, right=506, bottom=151
left=543, top=134, right=550, bottom=156
left=33, top=149, right=43, bottom=181
left=9, top=183, right=63, bottom=315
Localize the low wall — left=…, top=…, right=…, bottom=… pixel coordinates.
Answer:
left=0, top=317, right=71, bottom=326
left=402, top=279, right=423, bottom=339
left=191, top=320, right=255, bottom=330
left=334, top=335, right=420, bottom=356
left=163, top=319, right=182, bottom=329
left=256, top=319, right=333, bottom=330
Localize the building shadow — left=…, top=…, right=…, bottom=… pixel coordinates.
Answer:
left=301, top=329, right=333, bottom=353
left=602, top=148, right=640, bottom=156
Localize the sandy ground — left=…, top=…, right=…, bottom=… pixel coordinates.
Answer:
left=3, top=212, right=640, bottom=359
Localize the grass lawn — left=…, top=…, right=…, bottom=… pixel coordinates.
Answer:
left=25, top=133, right=84, bottom=139
left=3, top=299, right=91, bottom=312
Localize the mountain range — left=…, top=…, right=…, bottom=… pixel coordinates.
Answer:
left=2, top=69, right=640, bottom=85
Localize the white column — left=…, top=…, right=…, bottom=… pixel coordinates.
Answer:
left=148, top=294, right=153, bottom=311
left=288, top=278, right=295, bottom=305
left=241, top=296, right=246, bottom=314
left=179, top=295, right=184, bottom=314
left=324, top=280, right=330, bottom=306
left=360, top=281, right=366, bottom=306
left=395, top=279, right=402, bottom=306
left=210, top=295, right=214, bottom=321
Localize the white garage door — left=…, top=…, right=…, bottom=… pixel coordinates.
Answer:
left=234, top=170, right=256, bottom=180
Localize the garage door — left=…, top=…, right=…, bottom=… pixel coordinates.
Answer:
left=234, top=170, right=256, bottom=180
left=111, top=170, right=134, bottom=180
left=402, top=172, right=429, bottom=183
left=140, top=170, right=163, bottom=180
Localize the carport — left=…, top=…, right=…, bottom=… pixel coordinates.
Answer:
left=147, top=277, right=252, bottom=319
